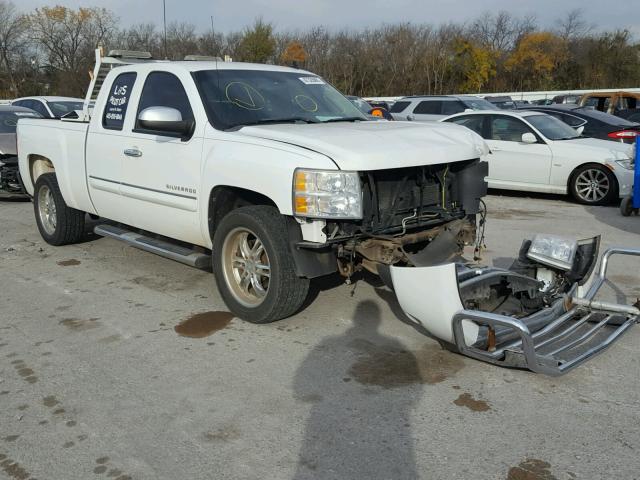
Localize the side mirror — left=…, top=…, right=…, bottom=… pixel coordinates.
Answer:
left=406, top=114, right=414, bottom=121
left=137, top=106, right=193, bottom=138
left=521, top=132, right=537, bottom=144
left=575, top=125, right=585, bottom=135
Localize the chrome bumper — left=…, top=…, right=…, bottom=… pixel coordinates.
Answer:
left=452, top=248, right=640, bottom=376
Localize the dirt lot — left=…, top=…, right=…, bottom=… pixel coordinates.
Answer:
left=1, top=193, right=639, bottom=480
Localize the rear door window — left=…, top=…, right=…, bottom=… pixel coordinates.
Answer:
left=103, top=72, right=137, bottom=130
left=447, top=115, right=486, bottom=137
left=413, top=100, right=442, bottom=115
left=29, top=101, right=49, bottom=117
left=389, top=101, right=411, bottom=113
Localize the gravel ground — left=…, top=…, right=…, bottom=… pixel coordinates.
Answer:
left=0, top=192, right=639, bottom=480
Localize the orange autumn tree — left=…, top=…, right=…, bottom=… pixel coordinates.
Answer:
left=281, top=41, right=307, bottom=66
left=505, top=32, right=568, bottom=90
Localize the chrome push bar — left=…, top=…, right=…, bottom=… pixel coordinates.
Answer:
left=452, top=247, right=640, bottom=376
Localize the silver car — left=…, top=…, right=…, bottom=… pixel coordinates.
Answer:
left=0, top=105, right=42, bottom=198
left=389, top=95, right=495, bottom=121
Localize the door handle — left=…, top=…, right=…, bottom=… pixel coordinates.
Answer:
left=124, top=148, right=142, bottom=157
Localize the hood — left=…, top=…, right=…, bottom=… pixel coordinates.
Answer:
left=553, top=137, right=633, bottom=160
left=234, top=121, right=488, bottom=171
left=0, top=133, right=16, bottom=156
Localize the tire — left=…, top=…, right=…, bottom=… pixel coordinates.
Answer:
left=33, top=173, right=85, bottom=246
left=620, top=196, right=635, bottom=216
left=212, top=205, right=310, bottom=323
left=569, top=164, right=618, bottom=205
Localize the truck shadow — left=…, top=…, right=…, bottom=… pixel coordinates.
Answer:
left=292, top=300, right=421, bottom=479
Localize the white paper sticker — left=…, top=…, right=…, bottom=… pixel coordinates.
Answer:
left=299, top=76, right=325, bottom=85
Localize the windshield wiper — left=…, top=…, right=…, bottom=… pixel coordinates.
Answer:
left=321, top=117, right=367, bottom=123
left=230, top=117, right=318, bottom=129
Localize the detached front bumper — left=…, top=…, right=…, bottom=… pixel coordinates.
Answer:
left=391, top=245, right=640, bottom=376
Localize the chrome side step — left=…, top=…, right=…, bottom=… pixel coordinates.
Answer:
left=94, top=224, right=211, bottom=269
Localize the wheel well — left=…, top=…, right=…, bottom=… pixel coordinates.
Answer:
left=29, top=155, right=55, bottom=186
left=568, top=162, right=619, bottom=192
left=208, top=186, right=278, bottom=239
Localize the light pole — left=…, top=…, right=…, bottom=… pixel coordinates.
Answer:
left=162, top=0, right=168, bottom=59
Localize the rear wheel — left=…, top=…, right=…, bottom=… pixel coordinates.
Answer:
left=33, top=173, right=85, bottom=245
left=570, top=165, right=617, bottom=205
left=212, top=206, right=309, bottom=323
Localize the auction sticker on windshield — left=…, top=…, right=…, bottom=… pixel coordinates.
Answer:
left=299, top=77, right=325, bottom=85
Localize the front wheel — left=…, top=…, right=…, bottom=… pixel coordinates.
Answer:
left=33, top=173, right=85, bottom=246
left=569, top=165, right=618, bottom=205
left=212, top=206, right=310, bottom=323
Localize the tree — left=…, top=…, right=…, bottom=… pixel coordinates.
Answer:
left=455, top=38, right=495, bottom=93
left=27, top=6, right=116, bottom=95
left=505, top=32, right=567, bottom=90
left=280, top=41, right=307, bottom=66
left=237, top=19, right=275, bottom=63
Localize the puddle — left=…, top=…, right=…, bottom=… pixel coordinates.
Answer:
left=59, top=318, right=101, bottom=331
left=42, top=395, right=59, bottom=407
left=174, top=311, right=234, bottom=338
left=57, top=259, right=81, bottom=266
left=453, top=392, right=491, bottom=412
left=491, top=209, right=548, bottom=220
left=507, top=459, right=557, bottom=480
left=348, top=341, right=464, bottom=388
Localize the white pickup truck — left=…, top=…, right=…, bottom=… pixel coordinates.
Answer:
left=17, top=56, right=489, bottom=323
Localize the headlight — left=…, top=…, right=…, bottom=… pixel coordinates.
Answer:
left=293, top=169, right=362, bottom=219
left=526, top=234, right=577, bottom=271
left=615, top=159, right=635, bottom=170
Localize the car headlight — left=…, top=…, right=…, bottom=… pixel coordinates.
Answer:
left=615, top=159, right=635, bottom=170
left=293, top=169, right=362, bottom=219
left=526, top=234, right=577, bottom=271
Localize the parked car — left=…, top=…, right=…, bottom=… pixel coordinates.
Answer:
left=389, top=95, right=495, bottom=121
left=513, top=100, right=530, bottom=108
left=484, top=95, right=515, bottom=110
left=532, top=99, right=554, bottom=105
left=18, top=60, right=489, bottom=324
left=0, top=105, right=42, bottom=198
left=346, top=95, right=393, bottom=120
left=442, top=110, right=634, bottom=205
left=578, top=91, right=640, bottom=122
left=519, top=104, right=640, bottom=144
left=12, top=96, right=84, bottom=119
left=552, top=94, right=580, bottom=104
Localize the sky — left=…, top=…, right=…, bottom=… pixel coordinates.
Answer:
left=17, top=0, right=640, bottom=36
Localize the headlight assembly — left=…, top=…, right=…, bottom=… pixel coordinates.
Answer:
left=527, top=234, right=577, bottom=271
left=615, top=159, right=635, bottom=170
left=293, top=169, right=362, bottom=219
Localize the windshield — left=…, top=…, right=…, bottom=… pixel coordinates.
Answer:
left=463, top=98, right=495, bottom=110
left=527, top=114, right=580, bottom=140
left=0, top=110, right=41, bottom=133
left=46, top=101, right=84, bottom=118
left=193, top=70, right=367, bottom=130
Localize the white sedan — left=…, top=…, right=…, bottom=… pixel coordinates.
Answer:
left=441, top=110, right=634, bottom=205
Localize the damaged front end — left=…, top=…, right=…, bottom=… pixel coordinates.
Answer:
left=391, top=235, right=640, bottom=375
left=321, top=159, right=487, bottom=278
left=0, top=155, right=27, bottom=198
